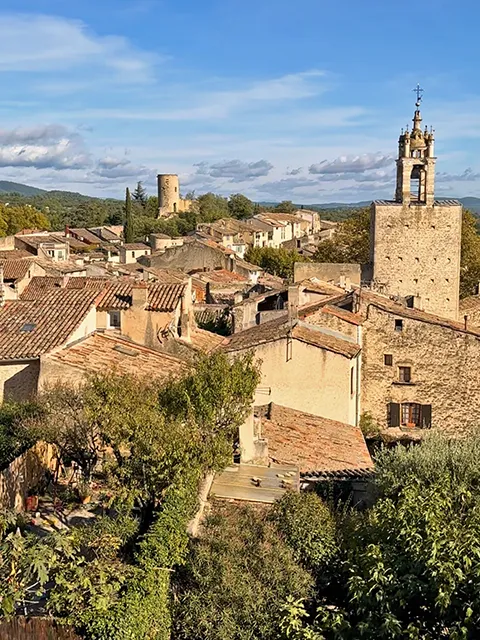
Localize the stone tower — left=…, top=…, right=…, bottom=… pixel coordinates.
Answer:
left=370, top=94, right=462, bottom=320
left=158, top=174, right=180, bottom=217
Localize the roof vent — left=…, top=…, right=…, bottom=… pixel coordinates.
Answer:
left=113, top=344, right=139, bottom=357
left=20, top=323, right=36, bottom=333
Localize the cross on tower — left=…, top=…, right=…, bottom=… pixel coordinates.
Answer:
left=413, top=83, right=424, bottom=106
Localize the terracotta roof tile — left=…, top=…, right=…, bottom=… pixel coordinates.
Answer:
left=21, top=276, right=109, bottom=299
left=47, top=333, right=187, bottom=379
left=69, top=228, right=103, bottom=244
left=0, top=258, right=35, bottom=281
left=0, top=290, right=97, bottom=360
left=196, top=269, right=249, bottom=284
left=319, top=305, right=363, bottom=326
left=96, top=281, right=185, bottom=311
left=122, top=243, right=151, bottom=251
left=224, top=317, right=360, bottom=358
left=260, top=403, right=373, bottom=474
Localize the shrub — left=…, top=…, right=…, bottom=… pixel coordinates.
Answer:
left=270, top=492, right=337, bottom=574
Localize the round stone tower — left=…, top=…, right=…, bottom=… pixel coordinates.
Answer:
left=157, top=174, right=180, bottom=217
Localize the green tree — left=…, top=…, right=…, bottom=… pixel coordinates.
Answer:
left=196, top=192, right=229, bottom=223
left=275, top=200, right=297, bottom=213
left=313, top=208, right=370, bottom=264
left=460, top=209, right=480, bottom=297
left=132, top=181, right=147, bottom=207
left=228, top=193, right=254, bottom=219
left=172, top=502, right=313, bottom=640
left=246, top=246, right=309, bottom=280
left=123, top=187, right=134, bottom=243
left=0, top=203, right=50, bottom=236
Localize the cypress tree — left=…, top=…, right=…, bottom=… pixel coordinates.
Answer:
left=123, top=187, right=134, bottom=243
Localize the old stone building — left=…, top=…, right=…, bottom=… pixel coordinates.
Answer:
left=370, top=98, right=462, bottom=320
left=157, top=174, right=192, bottom=217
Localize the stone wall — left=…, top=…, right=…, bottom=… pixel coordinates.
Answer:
left=371, top=202, right=462, bottom=320
left=0, top=361, right=40, bottom=402
left=304, top=308, right=360, bottom=341
left=232, top=337, right=359, bottom=425
left=294, top=262, right=361, bottom=286
left=361, top=304, right=480, bottom=433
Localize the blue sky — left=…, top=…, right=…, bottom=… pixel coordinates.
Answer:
left=0, top=0, right=479, bottom=202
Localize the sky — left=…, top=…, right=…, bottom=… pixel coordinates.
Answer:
left=0, top=0, right=479, bottom=202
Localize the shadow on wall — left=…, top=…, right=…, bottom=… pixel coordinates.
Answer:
left=3, top=361, right=40, bottom=402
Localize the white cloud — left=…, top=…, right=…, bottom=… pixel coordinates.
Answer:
left=0, top=14, right=157, bottom=81
left=436, top=168, right=480, bottom=182
left=286, top=167, right=303, bottom=175
left=194, top=159, right=274, bottom=182
left=309, top=153, right=393, bottom=175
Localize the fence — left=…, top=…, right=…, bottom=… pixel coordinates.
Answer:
left=0, top=441, right=57, bottom=510
left=0, top=618, right=80, bottom=639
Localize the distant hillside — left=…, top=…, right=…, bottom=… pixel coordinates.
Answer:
left=0, top=181, right=46, bottom=196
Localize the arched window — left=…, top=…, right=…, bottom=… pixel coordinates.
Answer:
left=410, top=165, right=426, bottom=203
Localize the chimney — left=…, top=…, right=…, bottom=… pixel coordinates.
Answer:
left=288, top=285, right=299, bottom=324
left=131, top=282, right=148, bottom=307
left=180, top=277, right=193, bottom=342
left=65, top=225, right=70, bottom=238
left=0, top=264, right=4, bottom=307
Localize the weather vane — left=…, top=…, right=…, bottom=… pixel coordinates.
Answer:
left=413, top=83, right=424, bottom=106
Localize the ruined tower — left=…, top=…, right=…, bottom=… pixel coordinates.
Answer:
left=370, top=91, right=462, bottom=320
left=157, top=174, right=180, bottom=217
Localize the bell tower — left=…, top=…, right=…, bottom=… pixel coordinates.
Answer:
left=370, top=87, right=462, bottom=321
left=395, top=86, right=436, bottom=205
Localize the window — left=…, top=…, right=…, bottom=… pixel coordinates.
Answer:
left=144, top=250, right=148, bottom=255
left=173, top=202, right=177, bottom=213
left=350, top=368, right=355, bottom=396
left=131, top=251, right=135, bottom=258
left=415, top=257, right=419, bottom=263
left=388, top=402, right=431, bottom=429
left=395, top=319, right=403, bottom=332
left=398, top=366, right=411, bottom=383
left=413, top=278, right=418, bottom=285
left=20, top=323, right=35, bottom=333
left=108, top=311, right=121, bottom=329
left=384, top=354, right=393, bottom=366
left=402, top=402, right=420, bottom=427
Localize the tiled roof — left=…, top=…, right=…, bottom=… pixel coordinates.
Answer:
left=234, top=258, right=262, bottom=272
left=196, top=269, right=249, bottom=284
left=360, top=290, right=480, bottom=337
left=185, top=329, right=225, bottom=354
left=373, top=199, right=461, bottom=206
left=1, top=258, right=35, bottom=281
left=316, top=305, right=363, bottom=326
left=223, top=317, right=360, bottom=358
left=69, top=228, right=103, bottom=244
left=89, top=227, right=122, bottom=242
left=459, top=296, right=480, bottom=312
left=21, top=276, right=109, bottom=300
left=259, top=403, right=373, bottom=475
left=0, top=290, right=97, bottom=360
left=47, top=333, right=187, bottom=379
left=34, top=260, right=86, bottom=275
left=0, top=250, right=33, bottom=259
left=96, top=281, right=185, bottom=311
left=121, top=243, right=151, bottom=251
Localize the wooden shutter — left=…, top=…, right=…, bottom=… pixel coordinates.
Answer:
left=388, top=403, right=400, bottom=427
left=420, top=404, right=432, bottom=429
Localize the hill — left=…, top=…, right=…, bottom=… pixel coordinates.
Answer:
left=0, top=181, right=46, bottom=196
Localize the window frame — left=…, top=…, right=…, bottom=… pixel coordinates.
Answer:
left=395, top=319, right=403, bottom=332
left=398, top=365, right=412, bottom=384
left=108, top=310, right=121, bottom=329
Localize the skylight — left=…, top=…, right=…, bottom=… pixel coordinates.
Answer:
left=20, top=323, right=36, bottom=333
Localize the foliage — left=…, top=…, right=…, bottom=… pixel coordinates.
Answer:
left=132, top=181, right=147, bottom=207
left=270, top=492, right=337, bottom=574
left=245, top=245, right=309, bottom=279
left=0, top=203, right=50, bottom=236
left=359, top=411, right=381, bottom=438
left=460, top=209, right=480, bottom=297
left=275, top=200, right=297, bottom=213
left=0, top=402, right=40, bottom=469
left=313, top=208, right=370, bottom=264
left=195, top=192, right=230, bottom=223
left=228, top=193, right=255, bottom=219
left=374, top=430, right=480, bottom=499
left=123, top=187, right=134, bottom=244
left=172, top=502, right=314, bottom=640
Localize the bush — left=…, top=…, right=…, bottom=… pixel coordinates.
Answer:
left=172, top=502, right=313, bottom=640
left=270, top=492, right=337, bottom=574
left=374, top=430, right=480, bottom=498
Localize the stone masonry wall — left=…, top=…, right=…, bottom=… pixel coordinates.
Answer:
left=371, top=202, right=462, bottom=320
left=361, top=304, right=480, bottom=433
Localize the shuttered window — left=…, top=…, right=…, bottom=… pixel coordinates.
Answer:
left=388, top=402, right=432, bottom=429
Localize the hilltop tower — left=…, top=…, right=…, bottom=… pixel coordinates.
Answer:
left=370, top=90, right=462, bottom=320
left=157, top=174, right=192, bottom=218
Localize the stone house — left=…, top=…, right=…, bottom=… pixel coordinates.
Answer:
left=119, top=243, right=151, bottom=264
left=1, top=258, right=46, bottom=298
left=149, top=234, right=185, bottom=253
left=15, top=233, right=70, bottom=262
left=39, top=332, right=187, bottom=389
left=0, top=289, right=98, bottom=402
left=356, top=289, right=480, bottom=434
left=223, top=313, right=361, bottom=426
left=255, top=213, right=303, bottom=246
